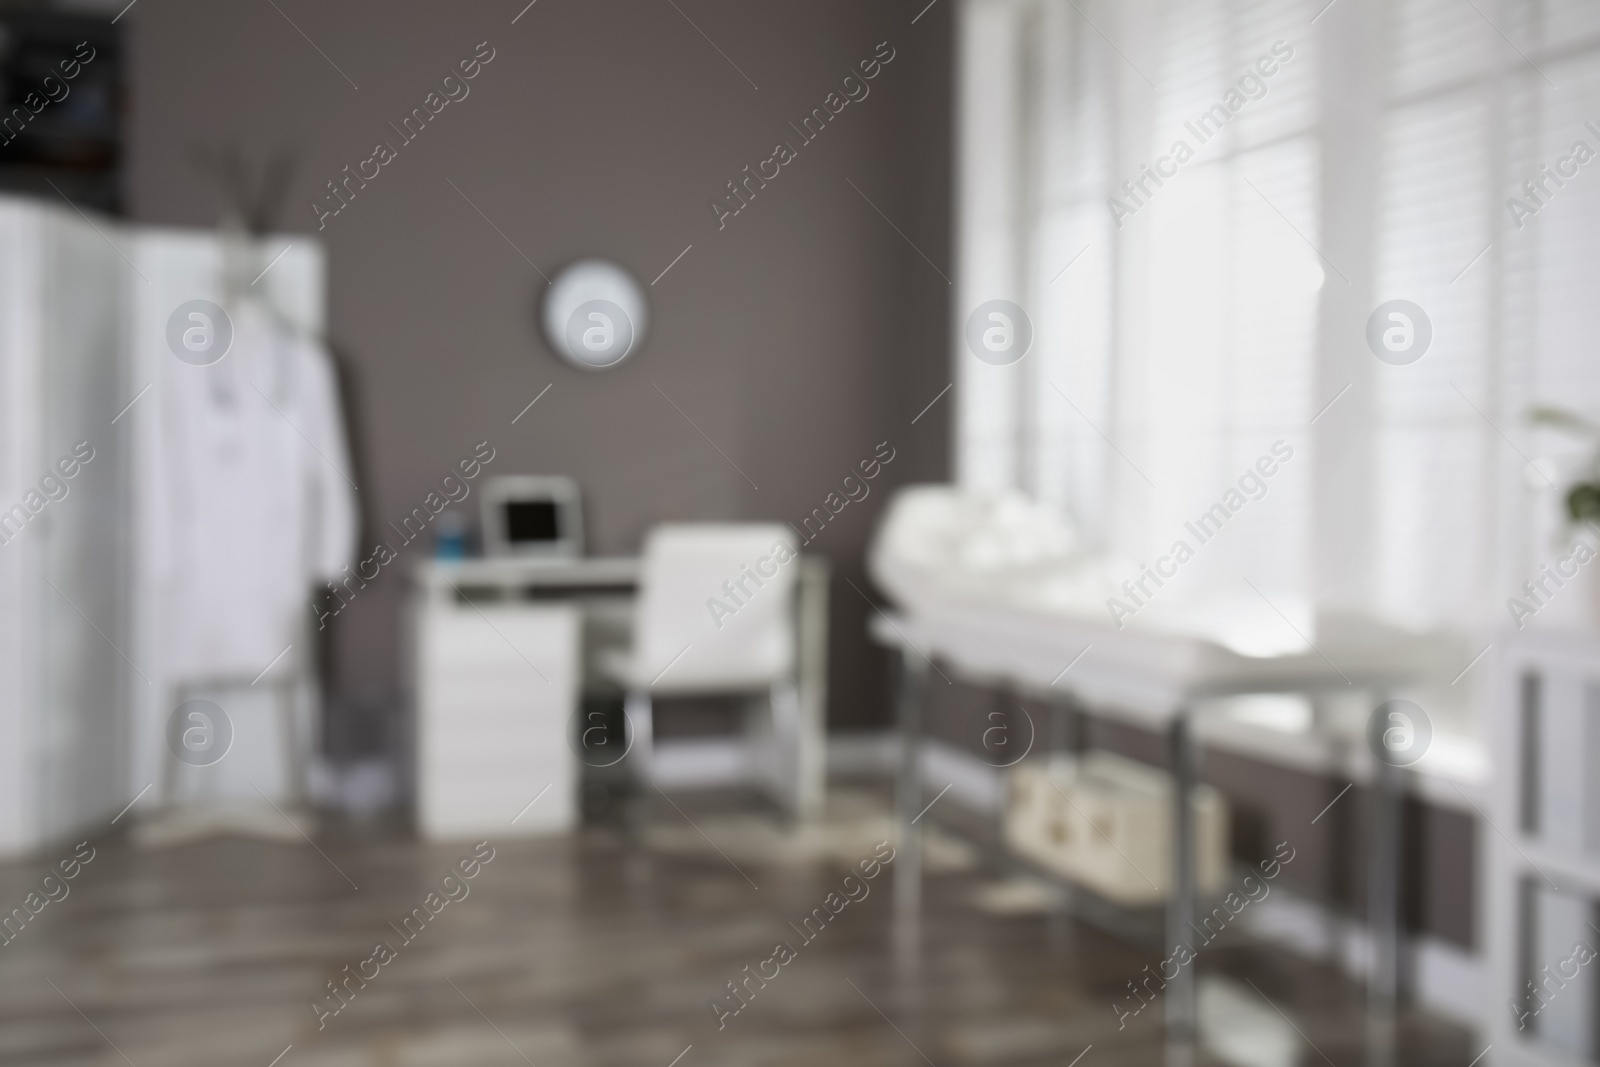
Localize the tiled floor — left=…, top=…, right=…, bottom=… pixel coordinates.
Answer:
left=0, top=786, right=1474, bottom=1066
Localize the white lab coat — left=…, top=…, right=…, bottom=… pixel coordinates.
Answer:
left=155, top=302, right=357, bottom=681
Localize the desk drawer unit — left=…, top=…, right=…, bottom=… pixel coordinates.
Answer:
left=416, top=603, right=579, bottom=839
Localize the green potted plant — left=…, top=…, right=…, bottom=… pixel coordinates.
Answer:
left=1529, top=406, right=1600, bottom=523
left=1526, top=405, right=1600, bottom=628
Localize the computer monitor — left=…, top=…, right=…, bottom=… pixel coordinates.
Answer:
left=481, top=475, right=584, bottom=559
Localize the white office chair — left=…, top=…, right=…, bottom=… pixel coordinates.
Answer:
left=602, top=523, right=820, bottom=817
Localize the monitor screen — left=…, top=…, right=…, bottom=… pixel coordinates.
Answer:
left=504, top=500, right=561, bottom=544
left=481, top=475, right=582, bottom=558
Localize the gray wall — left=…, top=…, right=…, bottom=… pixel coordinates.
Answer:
left=124, top=0, right=953, bottom=747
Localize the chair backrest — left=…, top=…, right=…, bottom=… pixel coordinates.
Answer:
left=633, top=524, right=799, bottom=693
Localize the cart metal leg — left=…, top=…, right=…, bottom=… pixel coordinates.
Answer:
left=276, top=678, right=306, bottom=805
left=1368, top=754, right=1402, bottom=1067
left=1166, top=710, right=1197, bottom=1067
left=625, top=689, right=654, bottom=836
left=894, top=649, right=928, bottom=970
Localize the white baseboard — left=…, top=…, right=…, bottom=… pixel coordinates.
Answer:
left=1415, top=937, right=1483, bottom=1026
left=650, top=737, right=752, bottom=788
left=826, top=731, right=899, bottom=775
left=826, top=731, right=1007, bottom=810
left=920, top=738, right=1006, bottom=812
left=653, top=730, right=902, bottom=787
left=1241, top=882, right=1483, bottom=1026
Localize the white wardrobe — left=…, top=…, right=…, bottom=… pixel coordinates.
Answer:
left=0, top=194, right=330, bottom=857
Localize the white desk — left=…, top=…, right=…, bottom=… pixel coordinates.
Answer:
left=411, top=555, right=830, bottom=830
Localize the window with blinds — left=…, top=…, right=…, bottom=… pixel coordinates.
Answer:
left=1370, top=0, right=1497, bottom=627
left=956, top=0, right=1600, bottom=629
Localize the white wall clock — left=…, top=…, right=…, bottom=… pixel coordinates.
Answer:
left=540, top=259, right=649, bottom=370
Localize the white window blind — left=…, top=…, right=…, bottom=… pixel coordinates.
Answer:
left=1371, top=0, right=1497, bottom=627
left=956, top=0, right=1600, bottom=630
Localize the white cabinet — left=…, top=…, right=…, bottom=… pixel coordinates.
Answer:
left=1488, top=630, right=1600, bottom=1067
left=414, top=590, right=580, bottom=839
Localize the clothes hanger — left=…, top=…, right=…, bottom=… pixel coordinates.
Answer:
left=190, top=146, right=305, bottom=405
left=190, top=144, right=305, bottom=332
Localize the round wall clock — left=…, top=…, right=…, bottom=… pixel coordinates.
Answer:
left=540, top=259, right=649, bottom=370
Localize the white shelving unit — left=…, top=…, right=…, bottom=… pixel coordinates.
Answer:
left=1489, top=629, right=1600, bottom=1066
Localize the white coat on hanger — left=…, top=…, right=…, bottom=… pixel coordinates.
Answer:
left=155, top=300, right=356, bottom=681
